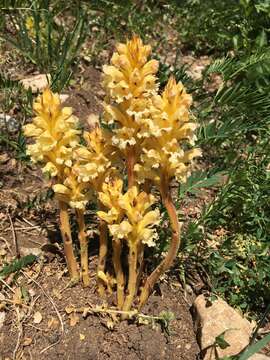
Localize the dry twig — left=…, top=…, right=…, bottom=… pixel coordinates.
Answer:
left=7, top=212, right=20, bottom=258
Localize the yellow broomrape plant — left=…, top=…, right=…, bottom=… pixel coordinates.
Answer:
left=97, top=179, right=160, bottom=312
left=24, top=88, right=81, bottom=283
left=53, top=167, right=91, bottom=286
left=135, top=77, right=201, bottom=308
left=23, top=35, right=201, bottom=313
left=102, top=35, right=159, bottom=188
left=73, top=126, right=117, bottom=294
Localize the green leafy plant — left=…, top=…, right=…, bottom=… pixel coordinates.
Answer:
left=0, top=72, right=32, bottom=159
left=171, top=0, right=270, bottom=54
left=0, top=254, right=37, bottom=278
left=1, top=0, right=86, bottom=91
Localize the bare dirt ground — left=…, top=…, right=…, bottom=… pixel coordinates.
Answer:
left=0, top=260, right=199, bottom=359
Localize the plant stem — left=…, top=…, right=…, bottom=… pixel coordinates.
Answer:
left=143, top=179, right=151, bottom=193
left=136, top=241, right=144, bottom=291
left=112, top=238, right=125, bottom=309
left=139, top=173, right=181, bottom=309
left=122, top=244, right=138, bottom=317
left=127, top=146, right=135, bottom=188
left=135, top=180, right=150, bottom=291
left=76, top=209, right=90, bottom=287
left=97, top=202, right=108, bottom=296
left=59, top=200, right=79, bottom=282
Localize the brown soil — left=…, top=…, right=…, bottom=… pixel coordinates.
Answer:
left=63, top=65, right=104, bottom=128
left=0, top=258, right=199, bottom=360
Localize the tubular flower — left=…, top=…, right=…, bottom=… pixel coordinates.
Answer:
left=135, top=76, right=201, bottom=184
left=98, top=184, right=160, bottom=248
left=102, top=35, right=159, bottom=155
left=73, top=127, right=115, bottom=190
left=103, top=35, right=158, bottom=102
left=117, top=187, right=160, bottom=248
left=23, top=88, right=81, bottom=177
left=97, top=177, right=124, bottom=224
left=53, top=168, right=91, bottom=210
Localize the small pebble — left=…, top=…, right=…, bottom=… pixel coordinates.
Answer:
left=0, top=114, right=20, bottom=133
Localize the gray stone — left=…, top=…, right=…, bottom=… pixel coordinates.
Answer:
left=0, top=114, right=20, bottom=133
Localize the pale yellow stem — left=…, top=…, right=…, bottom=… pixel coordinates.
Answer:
left=122, top=244, right=138, bottom=318
left=139, top=173, right=180, bottom=309
left=76, top=209, right=90, bottom=287
left=136, top=242, right=144, bottom=291
left=59, top=201, right=79, bottom=282
left=112, top=238, right=125, bottom=309
left=97, top=202, right=108, bottom=296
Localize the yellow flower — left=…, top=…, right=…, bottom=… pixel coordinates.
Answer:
left=103, top=35, right=158, bottom=102
left=135, top=77, right=201, bottom=184
left=25, top=16, right=35, bottom=37
left=97, top=177, right=124, bottom=224
left=109, top=221, right=133, bottom=240
left=73, top=127, right=116, bottom=190
left=53, top=168, right=91, bottom=209
left=117, top=187, right=160, bottom=247
left=98, top=182, right=160, bottom=248
left=102, top=35, right=159, bottom=156
left=24, top=88, right=81, bottom=177
left=25, top=16, right=46, bottom=39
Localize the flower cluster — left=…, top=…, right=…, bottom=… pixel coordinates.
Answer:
left=102, top=35, right=159, bottom=153
left=23, top=88, right=80, bottom=177
left=97, top=177, right=124, bottom=224
left=73, top=127, right=114, bottom=191
left=98, top=179, right=160, bottom=248
left=102, top=37, right=200, bottom=186
left=53, top=168, right=91, bottom=210
left=135, top=77, right=201, bottom=184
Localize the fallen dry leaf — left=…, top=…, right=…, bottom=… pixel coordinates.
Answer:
left=28, top=288, right=36, bottom=297
left=20, top=247, right=41, bottom=257
left=79, top=333, right=85, bottom=341
left=13, top=287, right=22, bottom=306
left=60, top=94, right=69, bottom=102
left=47, top=317, right=59, bottom=330
left=33, top=311, right=43, bottom=324
left=0, top=311, right=6, bottom=330
left=0, top=153, right=9, bottom=164
left=65, top=305, right=75, bottom=314
left=0, top=249, right=7, bottom=256
left=23, top=337, right=32, bottom=346
left=86, top=113, right=99, bottom=128
left=69, top=313, right=79, bottom=327
left=52, top=289, right=62, bottom=300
